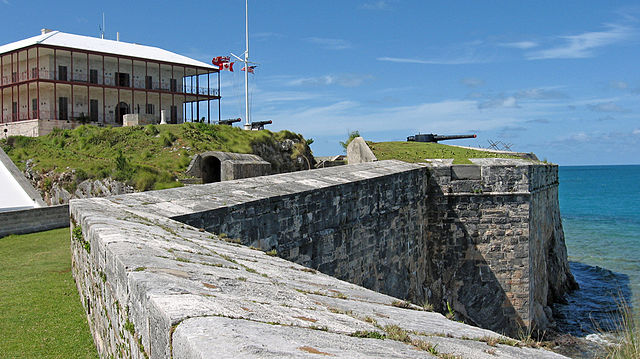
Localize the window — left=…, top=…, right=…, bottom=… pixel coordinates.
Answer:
left=170, top=105, right=177, bottom=124
left=170, top=78, right=177, bottom=92
left=89, top=69, right=98, bottom=84
left=32, top=98, right=38, bottom=119
left=11, top=72, right=17, bottom=82
left=145, top=76, right=153, bottom=90
left=59, top=97, right=68, bottom=120
left=146, top=104, right=154, bottom=115
left=116, top=72, right=130, bottom=87
left=12, top=102, right=17, bottom=121
left=31, top=67, right=38, bottom=79
left=58, top=66, right=67, bottom=81
left=90, top=99, right=99, bottom=122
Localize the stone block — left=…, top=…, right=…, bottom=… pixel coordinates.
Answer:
left=451, top=165, right=482, bottom=180
left=346, top=137, right=377, bottom=164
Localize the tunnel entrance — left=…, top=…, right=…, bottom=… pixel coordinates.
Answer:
left=201, top=156, right=221, bottom=183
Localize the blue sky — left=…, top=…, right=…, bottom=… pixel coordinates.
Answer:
left=1, top=1, right=639, bottom=165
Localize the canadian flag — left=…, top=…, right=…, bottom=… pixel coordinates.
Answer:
left=219, top=62, right=234, bottom=72
left=241, top=65, right=256, bottom=74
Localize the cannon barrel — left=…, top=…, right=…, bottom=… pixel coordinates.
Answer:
left=252, top=120, right=273, bottom=126
left=407, top=133, right=476, bottom=143
left=218, top=118, right=241, bottom=125
left=249, top=120, right=273, bottom=130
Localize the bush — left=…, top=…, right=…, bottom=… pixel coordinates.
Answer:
left=42, top=177, right=52, bottom=192
left=340, top=131, right=360, bottom=151
left=113, top=150, right=134, bottom=181
left=75, top=169, right=89, bottom=182
left=161, top=132, right=177, bottom=147
left=145, top=124, right=159, bottom=136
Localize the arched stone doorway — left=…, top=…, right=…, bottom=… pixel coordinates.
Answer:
left=115, top=102, right=129, bottom=125
left=201, top=156, right=222, bottom=183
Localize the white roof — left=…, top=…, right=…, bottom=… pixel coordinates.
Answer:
left=0, top=31, right=217, bottom=70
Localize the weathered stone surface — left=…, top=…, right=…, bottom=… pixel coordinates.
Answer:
left=346, top=137, right=377, bottom=164
left=70, top=160, right=572, bottom=358
left=173, top=316, right=438, bottom=358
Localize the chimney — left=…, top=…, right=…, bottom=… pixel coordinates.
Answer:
left=117, top=32, right=119, bottom=41
left=41, top=28, right=53, bottom=35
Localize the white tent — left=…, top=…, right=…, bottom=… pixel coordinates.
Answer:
left=0, top=161, right=37, bottom=212
left=0, top=149, right=45, bottom=212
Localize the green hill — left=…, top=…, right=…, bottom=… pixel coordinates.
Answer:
left=0, top=123, right=313, bottom=192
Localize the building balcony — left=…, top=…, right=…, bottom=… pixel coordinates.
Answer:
left=0, top=70, right=219, bottom=97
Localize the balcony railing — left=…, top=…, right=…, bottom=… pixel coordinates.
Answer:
left=1, top=110, right=114, bottom=124
left=0, top=70, right=219, bottom=96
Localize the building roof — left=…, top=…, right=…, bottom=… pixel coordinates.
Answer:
left=0, top=31, right=217, bottom=70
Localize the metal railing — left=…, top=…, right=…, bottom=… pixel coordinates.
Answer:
left=0, top=71, right=219, bottom=96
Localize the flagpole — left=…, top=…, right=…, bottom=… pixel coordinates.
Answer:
left=243, top=0, right=251, bottom=130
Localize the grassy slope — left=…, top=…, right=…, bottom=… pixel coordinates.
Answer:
left=0, top=227, right=98, bottom=358
left=0, top=123, right=307, bottom=191
left=368, top=141, right=526, bottom=164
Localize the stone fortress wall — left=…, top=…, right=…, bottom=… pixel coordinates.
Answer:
left=69, top=159, right=574, bottom=358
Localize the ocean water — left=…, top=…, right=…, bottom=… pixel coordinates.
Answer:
left=554, top=165, right=640, bottom=336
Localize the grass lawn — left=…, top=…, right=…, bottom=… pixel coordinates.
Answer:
left=0, top=227, right=97, bottom=358
left=367, top=141, right=527, bottom=164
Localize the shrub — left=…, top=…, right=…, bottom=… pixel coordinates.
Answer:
left=113, top=150, right=134, bottom=181
left=340, top=130, right=360, bottom=151
left=144, top=124, right=159, bottom=136
left=75, top=168, right=89, bottom=182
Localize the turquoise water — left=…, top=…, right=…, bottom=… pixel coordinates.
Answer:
left=556, top=165, right=640, bottom=335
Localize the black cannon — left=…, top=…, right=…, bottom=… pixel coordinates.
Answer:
left=250, top=120, right=273, bottom=130
left=218, top=118, right=241, bottom=126
left=407, top=133, right=476, bottom=143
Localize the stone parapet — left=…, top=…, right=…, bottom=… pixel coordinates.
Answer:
left=70, top=159, right=573, bottom=357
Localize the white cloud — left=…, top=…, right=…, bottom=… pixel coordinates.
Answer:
left=257, top=98, right=527, bottom=138
left=500, top=41, right=538, bottom=49
left=478, top=96, right=518, bottom=109
left=307, top=37, right=351, bottom=50
left=515, top=88, right=569, bottom=100
left=461, top=78, right=484, bottom=88
left=587, top=101, right=630, bottom=113
left=360, top=1, right=393, bottom=10
left=633, top=129, right=640, bottom=135
left=526, top=118, right=550, bottom=124
left=571, top=132, right=590, bottom=142
left=609, top=80, right=629, bottom=90
left=526, top=23, right=635, bottom=60
left=377, top=56, right=487, bottom=65
left=287, top=74, right=373, bottom=88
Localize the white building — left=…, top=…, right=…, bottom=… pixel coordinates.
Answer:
left=1, top=29, right=219, bottom=137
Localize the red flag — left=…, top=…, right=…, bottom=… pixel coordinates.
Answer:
left=241, top=65, right=256, bottom=74
left=219, top=62, right=234, bottom=72
left=212, top=56, right=230, bottom=66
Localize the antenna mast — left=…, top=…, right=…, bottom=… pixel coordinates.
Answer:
left=243, top=0, right=250, bottom=129
left=231, top=0, right=256, bottom=130
left=101, top=13, right=105, bottom=39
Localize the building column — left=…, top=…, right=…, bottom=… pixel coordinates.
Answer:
left=71, top=50, right=74, bottom=121
left=37, top=47, right=40, bottom=120
left=1, top=54, right=3, bottom=123
left=17, top=51, right=20, bottom=121
left=54, top=49, right=57, bottom=120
